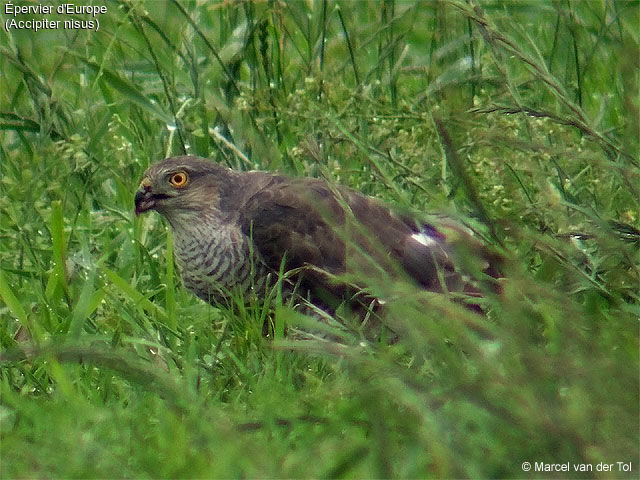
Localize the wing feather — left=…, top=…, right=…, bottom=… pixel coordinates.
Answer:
left=239, top=177, right=346, bottom=274
left=238, top=176, right=466, bottom=292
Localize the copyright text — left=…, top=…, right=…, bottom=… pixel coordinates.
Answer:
left=521, top=461, right=632, bottom=473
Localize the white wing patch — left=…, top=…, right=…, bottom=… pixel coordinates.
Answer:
left=411, top=232, right=437, bottom=247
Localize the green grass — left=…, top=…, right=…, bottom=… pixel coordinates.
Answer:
left=1, top=1, right=638, bottom=478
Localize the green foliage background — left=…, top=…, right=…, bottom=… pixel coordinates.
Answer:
left=1, top=0, right=638, bottom=478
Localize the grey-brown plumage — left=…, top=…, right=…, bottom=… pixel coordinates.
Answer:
left=134, top=155, right=500, bottom=313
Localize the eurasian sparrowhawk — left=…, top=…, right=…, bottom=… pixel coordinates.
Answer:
left=134, top=156, right=500, bottom=316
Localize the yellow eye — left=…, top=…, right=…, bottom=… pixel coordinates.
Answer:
left=169, top=171, right=189, bottom=188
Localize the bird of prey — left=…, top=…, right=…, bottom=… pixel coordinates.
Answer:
left=134, top=156, right=501, bottom=323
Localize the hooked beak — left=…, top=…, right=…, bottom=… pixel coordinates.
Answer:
left=134, top=188, right=156, bottom=215
left=134, top=177, right=156, bottom=215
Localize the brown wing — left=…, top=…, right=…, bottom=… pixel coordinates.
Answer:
left=341, top=191, right=467, bottom=291
left=237, top=175, right=470, bottom=299
left=239, top=177, right=347, bottom=275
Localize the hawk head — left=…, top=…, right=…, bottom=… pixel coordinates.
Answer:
left=134, top=156, right=233, bottom=225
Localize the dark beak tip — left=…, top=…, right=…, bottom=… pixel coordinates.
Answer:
left=134, top=189, right=154, bottom=216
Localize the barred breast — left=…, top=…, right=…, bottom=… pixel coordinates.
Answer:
left=171, top=221, right=269, bottom=305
